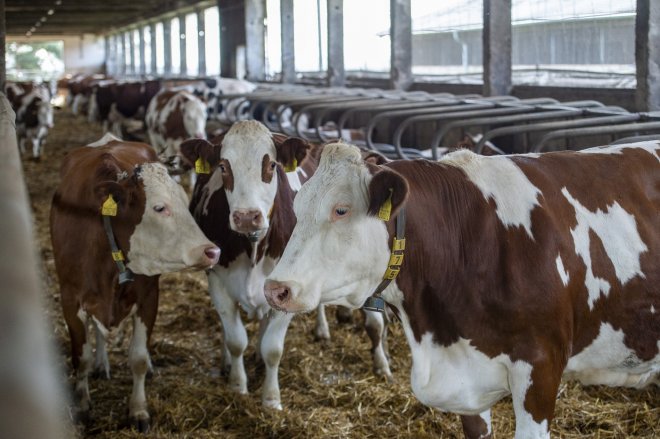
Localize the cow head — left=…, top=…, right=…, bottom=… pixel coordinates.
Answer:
left=94, top=160, right=220, bottom=275
left=180, top=120, right=309, bottom=241
left=264, top=142, right=408, bottom=312
left=182, top=94, right=208, bottom=139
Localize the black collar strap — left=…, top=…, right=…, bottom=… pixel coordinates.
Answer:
left=101, top=196, right=134, bottom=284
left=362, top=208, right=406, bottom=313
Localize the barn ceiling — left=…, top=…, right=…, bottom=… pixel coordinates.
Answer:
left=6, top=0, right=216, bottom=36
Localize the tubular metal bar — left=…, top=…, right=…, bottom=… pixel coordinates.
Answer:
left=364, top=96, right=520, bottom=152
left=534, top=121, right=660, bottom=152
left=610, top=134, right=660, bottom=145
left=476, top=113, right=641, bottom=154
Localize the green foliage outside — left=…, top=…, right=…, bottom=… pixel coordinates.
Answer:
left=6, top=40, right=64, bottom=81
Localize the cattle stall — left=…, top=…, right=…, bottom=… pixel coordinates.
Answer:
left=3, top=0, right=659, bottom=437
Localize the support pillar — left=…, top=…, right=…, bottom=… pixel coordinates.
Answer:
left=197, top=10, right=207, bottom=77
left=245, top=0, right=265, bottom=81
left=280, top=0, right=295, bottom=83
left=327, top=0, right=344, bottom=87
left=636, top=0, right=660, bottom=111
left=390, top=0, right=412, bottom=90
left=163, top=19, right=172, bottom=77
left=483, top=0, right=512, bottom=96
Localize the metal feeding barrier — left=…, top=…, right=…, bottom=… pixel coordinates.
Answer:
left=215, top=85, right=660, bottom=158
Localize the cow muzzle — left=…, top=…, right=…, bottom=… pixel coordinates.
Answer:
left=231, top=209, right=265, bottom=235
left=188, top=244, right=221, bottom=269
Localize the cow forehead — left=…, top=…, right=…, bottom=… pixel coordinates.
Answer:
left=222, top=122, right=275, bottom=163
left=295, top=143, right=369, bottom=219
left=138, top=163, right=187, bottom=205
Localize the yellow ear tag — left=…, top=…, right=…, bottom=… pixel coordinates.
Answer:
left=377, top=188, right=393, bottom=221
left=195, top=157, right=211, bottom=174
left=101, top=194, right=118, bottom=217
left=284, top=157, right=298, bottom=173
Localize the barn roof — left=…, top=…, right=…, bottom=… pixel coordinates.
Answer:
left=6, top=0, right=215, bottom=37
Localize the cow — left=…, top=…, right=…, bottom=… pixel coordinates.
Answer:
left=15, top=86, right=54, bottom=159
left=107, top=80, right=162, bottom=138
left=145, top=89, right=207, bottom=159
left=192, top=77, right=257, bottom=121
left=264, top=141, right=660, bottom=438
left=49, top=133, right=221, bottom=432
left=179, top=120, right=392, bottom=410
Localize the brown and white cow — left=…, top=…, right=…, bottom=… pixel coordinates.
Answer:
left=50, top=133, right=220, bottom=431
left=180, top=120, right=391, bottom=410
left=145, top=89, right=207, bottom=158
left=265, top=141, right=659, bottom=438
left=15, top=86, right=54, bottom=159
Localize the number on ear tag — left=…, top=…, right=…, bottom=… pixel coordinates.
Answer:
left=284, top=157, right=298, bottom=173
left=195, top=157, right=211, bottom=174
left=378, top=188, right=393, bottom=221
left=102, top=194, right=118, bottom=217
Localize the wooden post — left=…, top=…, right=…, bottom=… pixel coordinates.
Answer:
left=390, top=0, right=412, bottom=90
left=280, top=0, right=295, bottom=83
left=636, top=0, right=660, bottom=111
left=483, top=0, right=512, bottom=96
left=327, top=0, right=345, bottom=86
left=245, top=0, right=265, bottom=81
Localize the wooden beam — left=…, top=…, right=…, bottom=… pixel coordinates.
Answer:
left=390, top=0, right=412, bottom=90
left=636, top=0, right=660, bottom=111
left=327, top=0, right=344, bottom=86
left=483, top=0, right=512, bottom=96
left=280, top=0, right=295, bottom=83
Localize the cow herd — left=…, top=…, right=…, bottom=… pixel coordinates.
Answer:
left=11, top=76, right=659, bottom=438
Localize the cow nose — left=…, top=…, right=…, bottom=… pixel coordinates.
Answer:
left=264, top=280, right=291, bottom=310
left=232, top=209, right=264, bottom=233
left=195, top=132, right=205, bottom=139
left=204, top=245, right=220, bottom=265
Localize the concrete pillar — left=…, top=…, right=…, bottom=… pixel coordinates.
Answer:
left=327, top=0, right=345, bottom=87
left=128, top=30, right=136, bottom=76
left=636, top=0, right=660, bottom=111
left=197, top=10, right=207, bottom=77
left=150, top=23, right=157, bottom=74
left=163, top=19, right=172, bottom=77
left=280, top=0, right=295, bottom=83
left=483, top=0, right=512, bottom=96
left=245, top=0, right=265, bottom=81
left=179, top=14, right=187, bottom=76
left=390, top=0, right=412, bottom=90
left=138, top=27, right=146, bottom=76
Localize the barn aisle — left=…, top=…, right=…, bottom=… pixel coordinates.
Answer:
left=23, top=107, right=659, bottom=438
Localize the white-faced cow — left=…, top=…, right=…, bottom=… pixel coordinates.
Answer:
left=15, top=86, right=54, bottom=159
left=50, top=133, right=220, bottom=432
left=265, top=141, right=659, bottom=438
left=180, top=120, right=392, bottom=410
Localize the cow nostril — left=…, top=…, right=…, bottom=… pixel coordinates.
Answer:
left=204, top=246, right=220, bottom=261
left=277, top=288, right=290, bottom=303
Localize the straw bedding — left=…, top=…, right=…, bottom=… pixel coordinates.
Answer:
left=25, top=107, right=658, bottom=438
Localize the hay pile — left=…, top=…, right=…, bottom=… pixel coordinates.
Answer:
left=26, top=107, right=658, bottom=438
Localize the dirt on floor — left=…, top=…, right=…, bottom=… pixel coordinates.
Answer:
left=24, top=106, right=659, bottom=438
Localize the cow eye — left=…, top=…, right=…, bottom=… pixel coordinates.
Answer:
left=335, top=207, right=348, bottom=216
left=153, top=205, right=166, bottom=213
left=270, top=161, right=277, bottom=170
left=219, top=163, right=226, bottom=173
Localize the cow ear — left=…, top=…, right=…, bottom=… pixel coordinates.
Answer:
left=179, top=138, right=220, bottom=169
left=362, top=150, right=389, bottom=165
left=367, top=168, right=409, bottom=221
left=94, top=181, right=128, bottom=215
left=273, top=135, right=310, bottom=172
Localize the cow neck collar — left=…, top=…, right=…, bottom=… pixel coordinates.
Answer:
left=102, top=214, right=134, bottom=285
left=362, top=208, right=406, bottom=313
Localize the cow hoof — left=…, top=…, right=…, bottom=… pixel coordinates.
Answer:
left=131, top=417, right=150, bottom=433
left=262, top=399, right=283, bottom=411
left=313, top=328, right=331, bottom=341
left=228, top=382, right=248, bottom=395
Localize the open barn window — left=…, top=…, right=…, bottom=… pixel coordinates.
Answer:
left=293, top=0, right=327, bottom=73
left=170, top=17, right=181, bottom=75
left=204, top=6, right=221, bottom=76
left=6, top=40, right=64, bottom=81
left=133, top=29, right=141, bottom=75
left=143, top=26, right=152, bottom=75
left=344, top=0, right=390, bottom=73
left=265, top=0, right=282, bottom=79
left=511, top=0, right=636, bottom=88
left=185, top=13, right=199, bottom=76
left=410, top=0, right=484, bottom=83
left=155, top=22, right=165, bottom=75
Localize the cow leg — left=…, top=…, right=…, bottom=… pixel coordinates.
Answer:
left=93, top=320, right=110, bottom=379
left=363, top=310, right=393, bottom=380
left=509, top=362, right=559, bottom=439
left=63, top=306, right=93, bottom=422
left=259, top=310, right=294, bottom=410
left=31, top=136, right=41, bottom=159
left=313, top=304, right=330, bottom=340
left=127, top=311, right=154, bottom=433
left=460, top=411, right=492, bottom=439
left=209, top=274, right=248, bottom=394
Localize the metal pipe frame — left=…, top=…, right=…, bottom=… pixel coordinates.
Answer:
left=535, top=120, right=660, bottom=152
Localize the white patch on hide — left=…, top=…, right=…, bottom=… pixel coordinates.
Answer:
left=556, top=255, right=570, bottom=286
